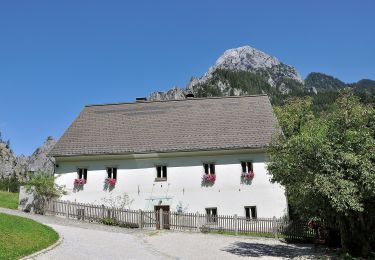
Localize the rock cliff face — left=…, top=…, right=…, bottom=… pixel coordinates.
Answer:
left=27, top=137, right=56, bottom=174
left=196, top=46, right=302, bottom=88
left=148, top=45, right=375, bottom=103
left=0, top=137, right=56, bottom=180
left=149, top=45, right=303, bottom=100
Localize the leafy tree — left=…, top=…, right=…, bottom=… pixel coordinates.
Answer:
left=25, top=172, right=67, bottom=214
left=267, top=89, right=375, bottom=257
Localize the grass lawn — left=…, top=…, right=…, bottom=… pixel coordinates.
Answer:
left=0, top=213, right=59, bottom=259
left=0, top=191, right=18, bottom=209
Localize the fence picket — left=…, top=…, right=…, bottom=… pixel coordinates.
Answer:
left=44, top=200, right=314, bottom=240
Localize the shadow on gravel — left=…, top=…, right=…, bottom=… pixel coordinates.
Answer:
left=222, top=242, right=319, bottom=258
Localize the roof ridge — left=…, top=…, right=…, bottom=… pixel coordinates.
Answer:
left=85, top=94, right=269, bottom=107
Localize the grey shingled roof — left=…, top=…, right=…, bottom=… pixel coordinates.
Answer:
left=50, top=95, right=278, bottom=157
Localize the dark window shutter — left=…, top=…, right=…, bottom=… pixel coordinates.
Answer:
left=83, top=169, right=88, bottom=180
left=245, top=207, right=250, bottom=219
left=157, top=166, right=161, bottom=178
left=241, top=162, right=247, bottom=173
left=247, top=162, right=253, bottom=172
left=78, top=169, right=83, bottom=179
left=162, top=166, right=167, bottom=178
left=204, top=164, right=209, bottom=174
left=113, top=168, right=117, bottom=179
left=251, top=207, right=257, bottom=219
left=210, top=164, right=215, bottom=174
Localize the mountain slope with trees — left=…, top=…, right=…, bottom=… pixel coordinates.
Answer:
left=149, top=45, right=375, bottom=111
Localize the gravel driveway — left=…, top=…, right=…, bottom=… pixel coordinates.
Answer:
left=0, top=208, right=332, bottom=259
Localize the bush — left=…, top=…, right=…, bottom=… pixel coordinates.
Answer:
left=100, top=217, right=139, bottom=228
left=0, top=176, right=22, bottom=193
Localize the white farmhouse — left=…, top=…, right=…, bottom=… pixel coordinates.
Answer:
left=51, top=95, right=287, bottom=219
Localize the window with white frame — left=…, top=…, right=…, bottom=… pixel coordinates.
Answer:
left=77, top=168, right=88, bottom=181
left=241, top=161, right=253, bottom=173
left=106, top=167, right=117, bottom=179
left=156, top=165, right=167, bottom=181
left=244, top=206, right=257, bottom=219
left=203, top=163, right=215, bottom=175
left=205, top=207, right=218, bottom=223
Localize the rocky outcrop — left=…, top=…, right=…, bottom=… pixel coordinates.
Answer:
left=27, top=136, right=56, bottom=174
left=0, top=137, right=56, bottom=180
left=149, top=45, right=303, bottom=101
left=148, top=86, right=186, bottom=101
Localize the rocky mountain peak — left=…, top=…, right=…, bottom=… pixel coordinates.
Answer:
left=213, top=45, right=280, bottom=71
left=149, top=45, right=303, bottom=101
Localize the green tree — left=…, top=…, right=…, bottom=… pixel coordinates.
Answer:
left=25, top=172, right=67, bottom=214
left=268, top=89, right=375, bottom=257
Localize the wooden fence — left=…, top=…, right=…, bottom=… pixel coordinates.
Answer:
left=45, top=200, right=315, bottom=240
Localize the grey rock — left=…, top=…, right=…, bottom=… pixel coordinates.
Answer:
left=0, top=136, right=56, bottom=180
left=149, top=45, right=302, bottom=101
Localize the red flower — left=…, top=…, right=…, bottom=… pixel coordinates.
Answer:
left=242, top=171, right=255, bottom=179
left=106, top=178, right=117, bottom=187
left=74, top=179, right=86, bottom=185
left=203, top=174, right=216, bottom=183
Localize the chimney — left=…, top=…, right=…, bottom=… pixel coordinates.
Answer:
left=136, top=97, right=147, bottom=102
left=185, top=93, right=195, bottom=98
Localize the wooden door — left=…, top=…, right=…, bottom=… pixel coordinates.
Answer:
left=155, top=205, right=170, bottom=229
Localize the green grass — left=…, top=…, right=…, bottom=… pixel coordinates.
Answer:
left=0, top=191, right=18, bottom=209
left=0, top=213, right=59, bottom=259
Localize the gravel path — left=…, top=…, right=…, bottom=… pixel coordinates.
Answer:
left=0, top=208, right=332, bottom=259
left=142, top=230, right=333, bottom=259
left=0, top=208, right=172, bottom=260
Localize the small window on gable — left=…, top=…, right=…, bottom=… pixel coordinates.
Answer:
left=206, top=207, right=218, bottom=223
left=107, top=167, right=117, bottom=179
left=203, top=163, right=215, bottom=175
left=241, top=161, right=253, bottom=173
left=156, top=165, right=167, bottom=181
left=245, top=206, right=257, bottom=219
left=77, top=168, right=88, bottom=181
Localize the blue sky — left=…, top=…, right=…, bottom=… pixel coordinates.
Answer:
left=1, top=0, right=374, bottom=155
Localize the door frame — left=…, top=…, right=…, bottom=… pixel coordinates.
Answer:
left=155, top=205, right=170, bottom=229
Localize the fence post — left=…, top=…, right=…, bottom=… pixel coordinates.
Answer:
left=195, top=212, right=199, bottom=231
left=234, top=214, right=238, bottom=235
left=159, top=209, right=164, bottom=230
left=273, top=216, right=278, bottom=238
left=102, top=205, right=105, bottom=219
left=138, top=209, right=143, bottom=229
left=66, top=201, right=70, bottom=219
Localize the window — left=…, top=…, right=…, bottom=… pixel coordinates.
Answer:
left=245, top=206, right=257, bottom=219
left=241, top=161, right=253, bottom=173
left=77, top=168, right=87, bottom=181
left=155, top=165, right=167, bottom=181
left=206, top=207, right=218, bottom=223
left=106, top=167, right=117, bottom=179
left=203, top=163, right=215, bottom=175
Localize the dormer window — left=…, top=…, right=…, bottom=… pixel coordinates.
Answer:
left=241, top=161, right=253, bottom=173
left=106, top=167, right=117, bottom=179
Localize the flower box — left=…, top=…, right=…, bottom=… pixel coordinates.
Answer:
left=241, top=171, right=255, bottom=180
left=202, top=174, right=216, bottom=184
left=105, top=178, right=117, bottom=187
left=74, top=178, right=86, bottom=186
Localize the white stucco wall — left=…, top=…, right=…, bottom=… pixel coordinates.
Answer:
left=54, top=151, right=288, bottom=218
